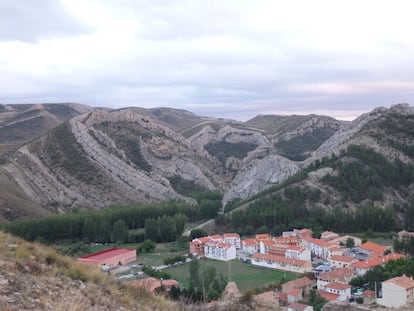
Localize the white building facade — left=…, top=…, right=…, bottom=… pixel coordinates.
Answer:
left=377, top=276, right=414, bottom=308
left=204, top=241, right=236, bottom=261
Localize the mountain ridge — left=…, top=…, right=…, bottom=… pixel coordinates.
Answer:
left=0, top=102, right=412, bottom=221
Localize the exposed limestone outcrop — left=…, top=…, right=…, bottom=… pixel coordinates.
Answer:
left=272, top=116, right=343, bottom=143
left=222, top=148, right=300, bottom=206
left=189, top=125, right=268, bottom=149
left=2, top=103, right=414, bottom=218
left=312, top=104, right=414, bottom=160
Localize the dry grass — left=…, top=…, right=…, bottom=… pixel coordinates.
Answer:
left=0, top=230, right=182, bottom=311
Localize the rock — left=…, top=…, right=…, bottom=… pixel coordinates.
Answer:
left=221, top=281, right=242, bottom=300
left=223, top=152, right=300, bottom=206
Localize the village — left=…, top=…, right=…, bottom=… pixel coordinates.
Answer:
left=76, top=229, right=414, bottom=310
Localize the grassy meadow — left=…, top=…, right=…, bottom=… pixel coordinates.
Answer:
left=166, top=258, right=298, bottom=292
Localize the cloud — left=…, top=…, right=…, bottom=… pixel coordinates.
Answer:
left=0, top=0, right=90, bottom=42
left=1, top=0, right=414, bottom=121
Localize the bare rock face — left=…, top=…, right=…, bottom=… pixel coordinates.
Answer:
left=312, top=104, right=414, bottom=160
left=222, top=150, right=300, bottom=206
left=189, top=125, right=268, bottom=149
left=189, top=125, right=217, bottom=150
left=273, top=116, right=343, bottom=143
left=2, top=103, right=413, bottom=219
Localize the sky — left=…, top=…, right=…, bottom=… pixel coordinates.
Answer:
left=1, top=1, right=414, bottom=121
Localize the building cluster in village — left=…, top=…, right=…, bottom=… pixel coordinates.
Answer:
left=189, top=228, right=414, bottom=309
left=75, top=228, right=414, bottom=309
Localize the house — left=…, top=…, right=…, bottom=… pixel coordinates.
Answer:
left=318, top=291, right=339, bottom=302
left=288, top=302, right=314, bottom=311
left=241, top=238, right=257, bottom=254
left=204, top=241, right=236, bottom=261
left=223, top=233, right=241, bottom=249
left=363, top=290, right=375, bottom=304
left=282, top=277, right=313, bottom=297
left=350, top=253, right=405, bottom=276
left=273, top=236, right=301, bottom=245
left=255, top=233, right=271, bottom=241
left=286, top=245, right=311, bottom=261
left=377, top=276, right=414, bottom=308
left=278, top=292, right=288, bottom=306
left=313, top=264, right=331, bottom=277
left=294, top=228, right=313, bottom=239
left=307, top=238, right=328, bottom=259
left=268, top=244, right=288, bottom=257
left=251, top=253, right=312, bottom=273
left=287, top=288, right=302, bottom=303
left=326, top=245, right=343, bottom=258
left=324, top=282, right=351, bottom=302
left=283, top=231, right=297, bottom=238
left=131, top=277, right=179, bottom=293
left=317, top=268, right=356, bottom=290
left=189, top=237, right=211, bottom=256
left=209, top=234, right=223, bottom=242
left=398, top=230, right=414, bottom=241
left=320, top=231, right=339, bottom=242
left=359, top=241, right=388, bottom=256
left=328, top=255, right=357, bottom=269
left=77, top=247, right=136, bottom=268
left=259, top=240, right=276, bottom=254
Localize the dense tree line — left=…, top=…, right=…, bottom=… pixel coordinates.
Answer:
left=350, top=257, right=414, bottom=292
left=219, top=192, right=396, bottom=236
left=393, top=237, right=414, bottom=256
left=2, top=191, right=222, bottom=243
left=322, top=145, right=414, bottom=202
left=184, top=260, right=227, bottom=301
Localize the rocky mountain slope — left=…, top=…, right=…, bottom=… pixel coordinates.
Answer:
left=243, top=103, right=414, bottom=220
left=0, top=103, right=92, bottom=155
left=0, top=103, right=412, bottom=221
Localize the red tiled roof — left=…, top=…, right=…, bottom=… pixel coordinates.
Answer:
left=223, top=233, right=240, bottom=238
left=252, top=253, right=310, bottom=267
left=261, top=240, right=276, bottom=246
left=217, top=242, right=231, bottom=249
left=311, top=238, right=328, bottom=247
left=288, top=302, right=312, bottom=311
left=278, top=292, right=287, bottom=302
left=284, top=276, right=313, bottom=288
left=209, top=234, right=223, bottom=240
left=326, top=282, right=351, bottom=290
left=327, top=245, right=342, bottom=251
left=287, top=288, right=301, bottom=296
left=329, top=255, right=355, bottom=263
left=384, top=276, right=414, bottom=289
left=360, top=241, right=388, bottom=254
left=351, top=253, right=405, bottom=269
left=319, top=291, right=339, bottom=301
left=78, top=247, right=135, bottom=261
left=193, top=237, right=211, bottom=244
left=351, top=258, right=381, bottom=269
left=273, top=236, right=300, bottom=244
left=287, top=245, right=303, bottom=252
left=317, top=268, right=356, bottom=282
left=363, top=290, right=375, bottom=298
left=256, top=234, right=270, bottom=240
left=242, top=238, right=257, bottom=246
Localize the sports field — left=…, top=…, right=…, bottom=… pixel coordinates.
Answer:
left=165, top=258, right=298, bottom=292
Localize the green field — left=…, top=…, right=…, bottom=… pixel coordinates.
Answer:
left=138, top=242, right=187, bottom=266
left=166, top=258, right=298, bottom=292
